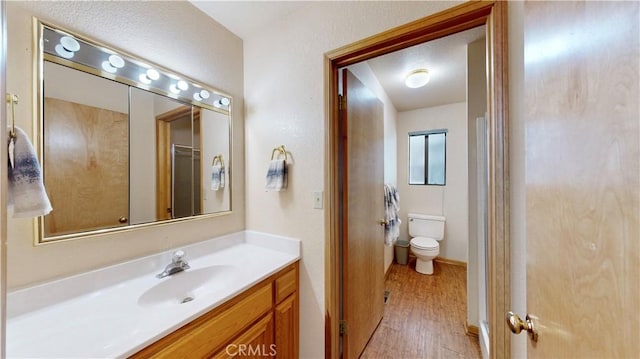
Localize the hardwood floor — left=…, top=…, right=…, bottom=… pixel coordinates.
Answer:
left=361, top=259, right=481, bottom=359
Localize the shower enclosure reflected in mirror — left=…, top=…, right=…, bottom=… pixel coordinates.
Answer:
left=35, top=19, right=232, bottom=243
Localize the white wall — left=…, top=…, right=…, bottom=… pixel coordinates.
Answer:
left=5, top=1, right=245, bottom=289
left=242, top=2, right=463, bottom=357
left=346, top=62, right=398, bottom=274
left=467, top=37, right=487, bottom=329
left=397, top=102, right=469, bottom=263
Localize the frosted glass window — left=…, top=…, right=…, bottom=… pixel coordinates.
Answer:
left=408, top=130, right=447, bottom=185
left=427, top=132, right=446, bottom=185
left=409, top=135, right=425, bottom=184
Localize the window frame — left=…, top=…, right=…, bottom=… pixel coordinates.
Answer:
left=408, top=129, right=447, bottom=186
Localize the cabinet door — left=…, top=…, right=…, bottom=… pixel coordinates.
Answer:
left=212, top=313, right=275, bottom=358
left=274, top=293, right=299, bottom=359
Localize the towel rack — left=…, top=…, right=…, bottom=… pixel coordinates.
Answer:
left=270, top=145, right=287, bottom=161
left=211, top=154, right=225, bottom=168
left=6, top=93, right=18, bottom=139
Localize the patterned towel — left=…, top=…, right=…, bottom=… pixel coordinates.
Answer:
left=265, top=159, right=287, bottom=191
left=8, top=127, right=52, bottom=218
left=211, top=164, right=225, bottom=191
left=384, top=184, right=401, bottom=245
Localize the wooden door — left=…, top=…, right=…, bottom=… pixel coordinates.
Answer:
left=341, top=69, right=385, bottom=358
left=44, top=98, right=129, bottom=236
left=522, top=1, right=639, bottom=356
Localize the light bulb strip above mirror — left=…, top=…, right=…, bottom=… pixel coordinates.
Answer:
left=39, top=22, right=231, bottom=114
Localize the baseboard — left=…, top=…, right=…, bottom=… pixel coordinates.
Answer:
left=465, top=322, right=479, bottom=338
left=434, top=257, right=467, bottom=268
left=385, top=263, right=392, bottom=279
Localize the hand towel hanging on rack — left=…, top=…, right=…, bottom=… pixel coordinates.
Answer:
left=265, top=145, right=288, bottom=191
left=8, top=126, right=53, bottom=218
left=211, top=155, right=225, bottom=191
left=384, top=184, right=401, bottom=245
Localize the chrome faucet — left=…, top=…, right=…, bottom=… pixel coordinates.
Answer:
left=157, top=250, right=190, bottom=278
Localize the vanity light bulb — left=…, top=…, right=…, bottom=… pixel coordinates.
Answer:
left=170, top=84, right=180, bottom=94
left=55, top=44, right=75, bottom=59
left=199, top=90, right=210, bottom=99
left=220, top=97, right=230, bottom=106
left=108, top=55, right=125, bottom=69
left=193, top=93, right=203, bottom=101
left=60, top=36, right=80, bottom=52
left=139, top=73, right=152, bottom=84
left=177, top=80, right=189, bottom=91
left=101, top=61, right=117, bottom=74
left=146, top=69, right=160, bottom=81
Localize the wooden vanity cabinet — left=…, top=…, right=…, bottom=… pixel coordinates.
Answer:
left=132, top=262, right=299, bottom=359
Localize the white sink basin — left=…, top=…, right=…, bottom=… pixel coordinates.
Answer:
left=138, top=265, right=237, bottom=307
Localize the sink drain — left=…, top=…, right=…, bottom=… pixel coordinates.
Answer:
left=181, top=296, right=194, bottom=304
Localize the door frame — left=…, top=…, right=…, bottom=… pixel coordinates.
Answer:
left=155, top=106, right=200, bottom=220
left=324, top=2, right=510, bottom=358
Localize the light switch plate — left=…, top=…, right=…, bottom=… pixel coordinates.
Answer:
left=313, top=191, right=323, bottom=209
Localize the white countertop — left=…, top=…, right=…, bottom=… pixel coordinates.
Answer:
left=6, top=231, right=300, bottom=358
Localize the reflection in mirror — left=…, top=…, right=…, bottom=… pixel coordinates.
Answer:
left=36, top=19, right=233, bottom=243
left=43, top=62, right=130, bottom=236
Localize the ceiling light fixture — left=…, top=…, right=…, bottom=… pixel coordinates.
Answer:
left=405, top=69, right=430, bottom=88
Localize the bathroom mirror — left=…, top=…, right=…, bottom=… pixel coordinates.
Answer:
left=35, top=19, right=233, bottom=242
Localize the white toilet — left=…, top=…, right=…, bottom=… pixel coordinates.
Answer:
left=408, top=213, right=446, bottom=275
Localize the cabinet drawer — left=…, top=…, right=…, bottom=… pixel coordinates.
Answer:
left=153, top=283, right=272, bottom=358
left=274, top=267, right=297, bottom=303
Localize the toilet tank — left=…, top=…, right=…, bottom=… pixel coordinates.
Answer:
left=408, top=213, right=446, bottom=240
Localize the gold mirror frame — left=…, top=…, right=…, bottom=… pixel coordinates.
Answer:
left=32, top=18, right=234, bottom=244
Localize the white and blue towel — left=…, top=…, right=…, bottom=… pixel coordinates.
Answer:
left=211, top=164, right=225, bottom=191
left=8, top=126, right=52, bottom=218
left=265, top=159, right=287, bottom=191
left=384, top=184, right=401, bottom=245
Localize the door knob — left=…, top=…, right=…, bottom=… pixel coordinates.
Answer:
left=506, top=311, right=538, bottom=342
left=378, top=219, right=389, bottom=226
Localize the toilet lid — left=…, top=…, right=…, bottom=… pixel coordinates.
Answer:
left=411, top=237, right=439, bottom=250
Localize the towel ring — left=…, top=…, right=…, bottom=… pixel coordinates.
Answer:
left=212, top=155, right=224, bottom=168
left=270, top=145, right=287, bottom=161
left=6, top=93, right=18, bottom=139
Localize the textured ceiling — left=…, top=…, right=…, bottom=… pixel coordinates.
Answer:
left=366, top=26, right=486, bottom=112
left=189, top=1, right=310, bottom=39
left=191, top=1, right=485, bottom=112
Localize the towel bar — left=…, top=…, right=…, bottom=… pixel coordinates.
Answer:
left=6, top=93, right=18, bottom=139
left=270, top=145, right=287, bottom=161
left=212, top=154, right=224, bottom=168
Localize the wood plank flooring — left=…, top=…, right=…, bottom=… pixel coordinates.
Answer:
left=361, top=259, right=481, bottom=359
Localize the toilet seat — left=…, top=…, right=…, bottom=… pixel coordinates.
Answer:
left=410, top=236, right=439, bottom=250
